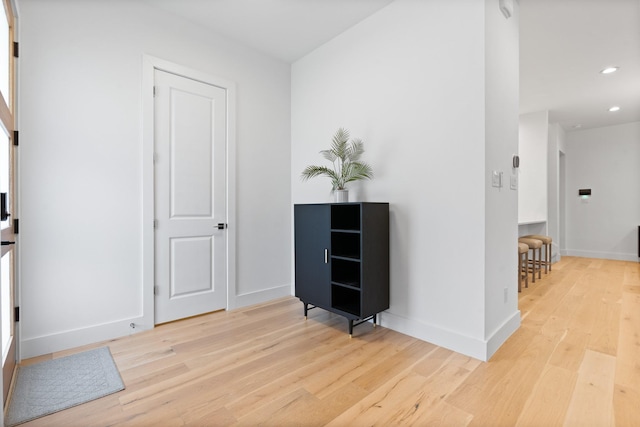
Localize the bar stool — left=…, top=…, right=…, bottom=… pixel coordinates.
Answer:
left=522, top=234, right=552, bottom=274
left=518, top=242, right=529, bottom=292
left=518, top=237, right=542, bottom=282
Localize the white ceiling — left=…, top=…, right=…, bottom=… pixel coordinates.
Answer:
left=520, top=0, right=640, bottom=132
left=145, top=0, right=640, bottom=133
left=143, top=0, right=395, bottom=63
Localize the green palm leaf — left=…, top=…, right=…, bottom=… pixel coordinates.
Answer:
left=301, top=128, right=374, bottom=191
left=347, top=138, right=365, bottom=161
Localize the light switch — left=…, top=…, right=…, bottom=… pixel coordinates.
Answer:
left=492, top=171, right=502, bottom=188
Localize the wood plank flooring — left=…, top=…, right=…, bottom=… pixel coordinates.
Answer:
left=10, top=256, right=640, bottom=426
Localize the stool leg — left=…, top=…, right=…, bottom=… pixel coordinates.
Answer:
left=531, top=249, right=536, bottom=283
left=518, top=253, right=522, bottom=293
left=525, top=251, right=529, bottom=288
left=548, top=243, right=552, bottom=272
left=537, top=247, right=542, bottom=279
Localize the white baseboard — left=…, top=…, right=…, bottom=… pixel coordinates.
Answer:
left=563, top=249, right=638, bottom=262
left=21, top=284, right=293, bottom=359
left=485, top=310, right=521, bottom=360
left=20, top=315, right=149, bottom=360
left=380, top=309, right=520, bottom=362
left=233, top=284, right=291, bottom=309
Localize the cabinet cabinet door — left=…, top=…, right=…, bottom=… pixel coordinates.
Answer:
left=294, top=204, right=331, bottom=309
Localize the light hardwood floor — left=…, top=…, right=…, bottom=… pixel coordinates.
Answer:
left=12, top=256, right=640, bottom=426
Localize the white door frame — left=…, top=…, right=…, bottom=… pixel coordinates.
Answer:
left=141, top=55, right=237, bottom=329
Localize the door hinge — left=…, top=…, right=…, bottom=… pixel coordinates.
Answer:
left=13, top=130, right=18, bottom=146
left=154, top=286, right=159, bottom=296
left=153, top=86, right=156, bottom=97
left=13, top=218, right=19, bottom=234
left=153, top=152, right=158, bottom=163
left=12, top=42, right=18, bottom=58
left=14, top=306, right=19, bottom=322
left=153, top=219, right=158, bottom=229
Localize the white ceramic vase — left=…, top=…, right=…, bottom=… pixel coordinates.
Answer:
left=334, top=189, right=349, bottom=203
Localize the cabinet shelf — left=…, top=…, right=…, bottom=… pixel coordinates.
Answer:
left=331, top=281, right=361, bottom=291
left=331, top=255, right=360, bottom=262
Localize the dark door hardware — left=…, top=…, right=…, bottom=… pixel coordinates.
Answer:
left=1, top=192, right=9, bottom=221
left=217, top=223, right=227, bottom=230
left=1, top=241, right=15, bottom=246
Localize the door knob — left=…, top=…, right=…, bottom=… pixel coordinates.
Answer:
left=1, top=241, right=15, bottom=246
left=217, top=223, right=227, bottom=230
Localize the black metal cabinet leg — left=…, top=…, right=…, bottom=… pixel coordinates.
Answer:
left=348, top=319, right=353, bottom=337
left=373, top=314, right=377, bottom=327
left=303, top=302, right=308, bottom=319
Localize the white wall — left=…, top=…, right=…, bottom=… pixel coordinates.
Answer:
left=292, top=0, right=519, bottom=361
left=518, top=111, right=548, bottom=224
left=484, top=0, right=521, bottom=357
left=559, top=151, right=566, bottom=252
left=564, top=122, right=640, bottom=261
left=547, top=122, right=566, bottom=262
left=18, top=0, right=291, bottom=357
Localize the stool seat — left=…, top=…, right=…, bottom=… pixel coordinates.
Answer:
left=519, top=237, right=542, bottom=282
left=518, top=237, right=542, bottom=249
left=523, top=234, right=551, bottom=244
left=518, top=243, right=529, bottom=253
left=522, top=234, right=553, bottom=273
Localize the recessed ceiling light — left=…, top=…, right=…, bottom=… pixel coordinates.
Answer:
left=608, top=106, right=621, bottom=112
left=600, top=67, right=619, bottom=74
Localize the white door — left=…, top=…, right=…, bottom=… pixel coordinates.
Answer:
left=154, top=69, right=227, bottom=324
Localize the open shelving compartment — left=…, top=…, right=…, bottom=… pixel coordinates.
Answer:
left=330, top=203, right=364, bottom=325
left=331, top=204, right=360, bottom=231
left=331, top=258, right=361, bottom=288
left=331, top=232, right=360, bottom=259
left=331, top=284, right=361, bottom=316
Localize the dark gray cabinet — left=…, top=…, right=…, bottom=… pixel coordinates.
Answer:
left=294, top=202, right=389, bottom=335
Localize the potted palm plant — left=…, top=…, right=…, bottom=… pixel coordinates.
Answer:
left=301, top=128, right=373, bottom=202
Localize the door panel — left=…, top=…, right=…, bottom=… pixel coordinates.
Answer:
left=294, top=205, right=331, bottom=309
left=170, top=88, right=214, bottom=218
left=171, top=236, right=213, bottom=296
left=154, top=69, right=227, bottom=324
